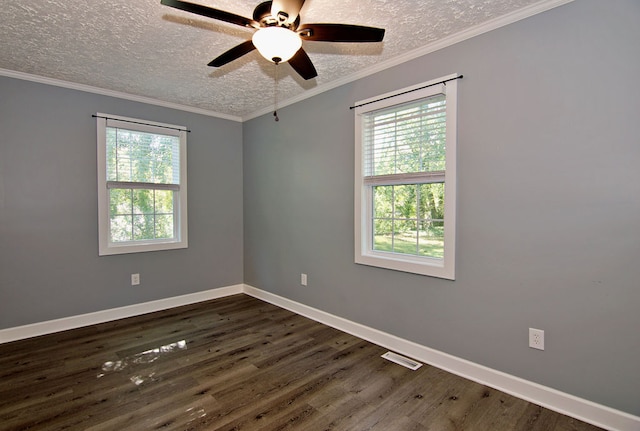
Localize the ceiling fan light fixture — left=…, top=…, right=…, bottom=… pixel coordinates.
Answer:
left=252, top=26, right=302, bottom=63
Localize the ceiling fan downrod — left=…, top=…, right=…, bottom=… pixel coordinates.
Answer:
left=273, top=61, right=280, bottom=122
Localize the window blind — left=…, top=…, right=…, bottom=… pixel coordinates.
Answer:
left=106, top=123, right=181, bottom=191
left=363, top=93, right=446, bottom=185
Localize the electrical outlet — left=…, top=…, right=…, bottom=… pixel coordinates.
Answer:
left=131, top=273, right=140, bottom=286
left=300, top=273, right=307, bottom=286
left=529, top=328, right=544, bottom=350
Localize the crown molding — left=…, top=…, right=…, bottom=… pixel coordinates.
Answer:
left=1, top=0, right=574, bottom=123
left=0, top=68, right=243, bottom=122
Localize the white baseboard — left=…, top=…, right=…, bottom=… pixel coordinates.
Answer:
left=0, top=284, right=243, bottom=344
left=243, top=285, right=640, bottom=431
left=1, top=283, right=637, bottom=430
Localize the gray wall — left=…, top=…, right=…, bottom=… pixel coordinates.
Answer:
left=0, top=77, right=244, bottom=328
left=243, top=0, right=640, bottom=416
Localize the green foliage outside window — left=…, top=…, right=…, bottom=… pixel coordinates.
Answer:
left=373, top=183, right=444, bottom=258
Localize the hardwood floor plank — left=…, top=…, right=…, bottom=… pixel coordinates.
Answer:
left=83, top=378, right=219, bottom=431
left=0, top=295, right=605, bottom=431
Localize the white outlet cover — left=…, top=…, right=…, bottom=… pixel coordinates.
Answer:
left=529, top=328, right=544, bottom=350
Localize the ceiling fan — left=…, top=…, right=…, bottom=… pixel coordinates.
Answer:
left=160, top=0, right=385, bottom=80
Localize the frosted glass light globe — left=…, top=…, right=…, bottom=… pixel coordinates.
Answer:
left=252, top=27, right=302, bottom=63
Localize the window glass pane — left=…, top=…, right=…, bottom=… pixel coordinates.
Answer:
left=418, top=183, right=445, bottom=258
left=373, top=186, right=393, bottom=253
left=393, top=224, right=418, bottom=255
left=154, top=190, right=174, bottom=215
left=132, top=189, right=154, bottom=215
left=109, top=188, right=132, bottom=216
left=393, top=185, right=416, bottom=219
left=108, top=187, right=177, bottom=242
left=133, top=214, right=154, bottom=241
left=418, top=220, right=444, bottom=258
left=373, top=219, right=393, bottom=253
left=155, top=190, right=175, bottom=240
left=110, top=215, right=132, bottom=242
left=371, top=183, right=445, bottom=259
left=373, top=186, right=393, bottom=218
left=155, top=214, right=174, bottom=239
left=418, top=183, right=445, bottom=221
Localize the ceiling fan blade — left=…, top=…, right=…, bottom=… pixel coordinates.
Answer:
left=208, top=40, right=256, bottom=67
left=298, top=24, right=385, bottom=42
left=161, top=0, right=260, bottom=29
left=288, top=48, right=317, bottom=80
left=270, top=0, right=305, bottom=26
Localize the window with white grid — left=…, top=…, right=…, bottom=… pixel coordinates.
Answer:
left=96, top=114, right=188, bottom=255
left=355, top=76, right=457, bottom=279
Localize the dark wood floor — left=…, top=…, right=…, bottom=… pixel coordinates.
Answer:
left=0, top=294, right=604, bottom=431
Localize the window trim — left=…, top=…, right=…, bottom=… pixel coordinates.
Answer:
left=96, top=113, right=188, bottom=256
left=354, top=75, right=458, bottom=279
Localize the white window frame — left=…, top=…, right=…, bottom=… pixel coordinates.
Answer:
left=354, top=75, right=458, bottom=279
left=96, top=113, right=188, bottom=256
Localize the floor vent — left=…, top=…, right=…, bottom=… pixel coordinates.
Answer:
left=381, top=351, right=423, bottom=370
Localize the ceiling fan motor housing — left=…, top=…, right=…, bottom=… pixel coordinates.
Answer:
left=253, top=1, right=300, bottom=29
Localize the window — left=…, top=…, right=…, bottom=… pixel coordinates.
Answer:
left=354, top=75, right=458, bottom=279
left=96, top=113, right=188, bottom=255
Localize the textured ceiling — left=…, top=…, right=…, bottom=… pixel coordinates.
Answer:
left=1, top=0, right=555, bottom=120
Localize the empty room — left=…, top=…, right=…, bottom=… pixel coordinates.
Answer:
left=0, top=0, right=638, bottom=430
